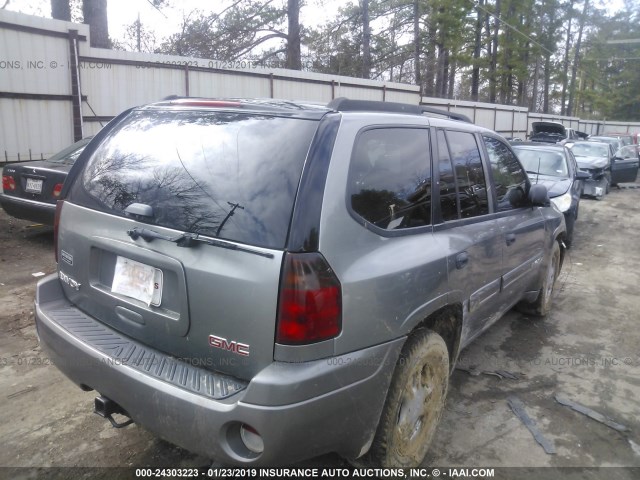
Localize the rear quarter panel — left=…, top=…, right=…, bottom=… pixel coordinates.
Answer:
left=318, top=115, right=451, bottom=355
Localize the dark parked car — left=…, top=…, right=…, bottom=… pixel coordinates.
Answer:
left=35, top=98, right=566, bottom=467
left=512, top=142, right=588, bottom=247
left=1, top=137, right=91, bottom=225
left=565, top=141, right=614, bottom=199
left=606, top=132, right=639, bottom=156
left=609, top=133, right=640, bottom=160
left=588, top=136, right=639, bottom=185
left=605, top=133, right=635, bottom=148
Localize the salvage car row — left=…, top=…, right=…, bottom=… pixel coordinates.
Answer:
left=508, top=124, right=639, bottom=247
left=0, top=101, right=638, bottom=468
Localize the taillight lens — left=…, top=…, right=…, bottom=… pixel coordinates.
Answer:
left=54, top=200, right=64, bottom=263
left=276, top=253, right=342, bottom=345
left=52, top=183, right=63, bottom=197
left=2, top=175, right=16, bottom=191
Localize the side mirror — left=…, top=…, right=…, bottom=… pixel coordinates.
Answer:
left=576, top=171, right=590, bottom=180
left=529, top=184, right=549, bottom=207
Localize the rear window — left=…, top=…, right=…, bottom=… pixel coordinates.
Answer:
left=48, top=137, right=91, bottom=165
left=68, top=109, right=319, bottom=249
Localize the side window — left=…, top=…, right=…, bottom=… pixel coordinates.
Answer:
left=483, top=136, right=528, bottom=211
left=446, top=131, right=489, bottom=218
left=349, top=128, right=432, bottom=230
left=437, top=130, right=459, bottom=222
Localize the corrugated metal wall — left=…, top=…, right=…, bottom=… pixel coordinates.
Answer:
left=0, top=10, right=78, bottom=161
left=420, top=97, right=530, bottom=137
left=1, top=9, right=638, bottom=163
left=601, top=121, right=640, bottom=134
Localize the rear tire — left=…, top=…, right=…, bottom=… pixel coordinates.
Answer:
left=370, top=330, right=449, bottom=468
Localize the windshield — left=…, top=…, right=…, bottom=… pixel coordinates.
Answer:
left=68, top=109, right=319, bottom=249
left=567, top=143, right=608, bottom=158
left=512, top=148, right=569, bottom=178
left=48, top=138, right=92, bottom=165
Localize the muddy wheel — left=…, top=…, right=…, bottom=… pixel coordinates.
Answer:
left=370, top=330, right=449, bottom=468
left=519, top=241, right=561, bottom=316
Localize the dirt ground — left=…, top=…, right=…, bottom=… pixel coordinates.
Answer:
left=1, top=184, right=639, bottom=478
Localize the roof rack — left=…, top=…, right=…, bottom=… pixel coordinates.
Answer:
left=327, top=97, right=472, bottom=123
left=418, top=105, right=472, bottom=123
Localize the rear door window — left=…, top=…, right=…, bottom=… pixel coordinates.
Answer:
left=444, top=130, right=489, bottom=218
left=349, top=128, right=432, bottom=230
left=68, top=109, right=319, bottom=249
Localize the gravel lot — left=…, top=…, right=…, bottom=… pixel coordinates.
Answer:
left=1, top=184, right=639, bottom=478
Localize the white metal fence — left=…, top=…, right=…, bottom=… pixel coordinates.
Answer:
left=1, top=9, right=639, bottom=163
left=419, top=97, right=530, bottom=138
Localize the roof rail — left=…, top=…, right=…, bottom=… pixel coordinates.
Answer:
left=418, top=105, right=472, bottom=123
left=327, top=97, right=472, bottom=123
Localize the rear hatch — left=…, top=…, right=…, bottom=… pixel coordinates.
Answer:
left=60, top=106, right=321, bottom=379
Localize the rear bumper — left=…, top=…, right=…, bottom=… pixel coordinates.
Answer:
left=35, top=274, right=403, bottom=465
left=0, top=193, right=55, bottom=225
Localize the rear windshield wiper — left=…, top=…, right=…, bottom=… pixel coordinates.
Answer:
left=126, top=227, right=274, bottom=259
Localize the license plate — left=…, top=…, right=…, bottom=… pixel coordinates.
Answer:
left=111, top=256, right=163, bottom=306
left=25, top=178, right=43, bottom=194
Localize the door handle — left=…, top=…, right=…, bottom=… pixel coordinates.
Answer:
left=455, top=252, right=469, bottom=270
left=506, top=233, right=516, bottom=246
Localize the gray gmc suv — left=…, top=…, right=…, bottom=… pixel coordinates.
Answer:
left=35, top=98, right=566, bottom=467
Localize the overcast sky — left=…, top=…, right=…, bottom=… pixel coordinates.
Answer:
left=6, top=0, right=343, bottom=42
left=5, top=0, right=630, bottom=48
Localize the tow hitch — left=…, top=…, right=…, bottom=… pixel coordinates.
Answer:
left=94, top=395, right=134, bottom=428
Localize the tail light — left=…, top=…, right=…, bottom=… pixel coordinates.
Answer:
left=2, top=175, right=16, bottom=191
left=54, top=200, right=64, bottom=263
left=276, top=252, right=342, bottom=345
left=52, top=183, right=63, bottom=197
